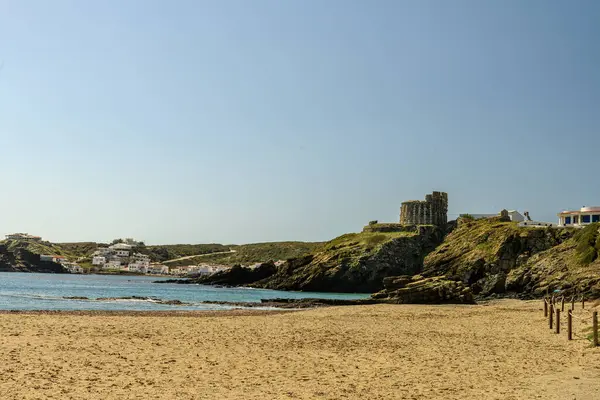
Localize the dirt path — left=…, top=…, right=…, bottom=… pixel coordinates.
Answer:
left=162, top=249, right=236, bottom=264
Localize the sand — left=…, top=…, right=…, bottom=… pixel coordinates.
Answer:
left=0, top=300, right=599, bottom=400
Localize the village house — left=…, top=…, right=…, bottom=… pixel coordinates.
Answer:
left=109, top=243, right=133, bottom=257
left=460, top=210, right=525, bottom=222
left=149, top=264, right=169, bottom=275
left=40, top=255, right=66, bottom=263
left=92, top=256, right=106, bottom=266
left=5, top=233, right=42, bottom=241
left=558, top=206, right=600, bottom=227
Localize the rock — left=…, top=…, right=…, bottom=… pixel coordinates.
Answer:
left=372, top=276, right=475, bottom=304
left=187, top=262, right=279, bottom=287
left=383, top=276, right=412, bottom=290
left=63, top=296, right=89, bottom=300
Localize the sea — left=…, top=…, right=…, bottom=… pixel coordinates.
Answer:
left=0, top=273, right=370, bottom=311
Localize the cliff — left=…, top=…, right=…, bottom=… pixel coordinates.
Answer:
left=420, top=218, right=575, bottom=297
left=191, top=226, right=445, bottom=293
left=0, top=242, right=67, bottom=273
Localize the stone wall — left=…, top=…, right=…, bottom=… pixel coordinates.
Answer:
left=399, top=191, right=448, bottom=226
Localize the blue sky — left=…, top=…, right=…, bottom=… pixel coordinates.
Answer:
left=0, top=0, right=599, bottom=244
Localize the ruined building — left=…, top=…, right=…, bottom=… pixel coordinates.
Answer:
left=399, top=192, right=448, bottom=226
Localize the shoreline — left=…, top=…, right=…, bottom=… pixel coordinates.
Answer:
left=0, top=308, right=292, bottom=317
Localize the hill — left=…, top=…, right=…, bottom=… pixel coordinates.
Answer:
left=164, top=241, right=323, bottom=267
left=193, top=226, right=445, bottom=293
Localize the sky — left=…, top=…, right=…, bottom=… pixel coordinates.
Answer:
left=0, top=0, right=599, bottom=244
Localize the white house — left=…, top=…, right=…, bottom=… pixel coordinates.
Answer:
left=92, top=256, right=106, bottom=266
left=558, top=206, right=600, bottom=227
left=149, top=264, right=169, bottom=275
left=109, top=243, right=133, bottom=257
left=40, top=255, right=66, bottom=263
left=5, top=233, right=42, bottom=241
left=104, top=259, right=122, bottom=269
left=461, top=210, right=524, bottom=222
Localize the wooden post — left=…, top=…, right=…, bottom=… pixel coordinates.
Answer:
left=555, top=309, right=560, bottom=334
left=549, top=303, right=554, bottom=329
left=571, top=296, right=575, bottom=311
left=544, top=298, right=548, bottom=317
left=582, top=297, right=585, bottom=309
left=568, top=311, right=572, bottom=340
left=593, top=311, right=598, bottom=347
left=561, top=297, right=565, bottom=312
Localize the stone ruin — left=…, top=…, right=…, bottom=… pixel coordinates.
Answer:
left=399, top=191, right=448, bottom=226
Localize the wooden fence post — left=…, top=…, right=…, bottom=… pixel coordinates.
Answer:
left=549, top=303, right=554, bottom=329
left=571, top=296, right=575, bottom=311
left=593, top=311, right=598, bottom=347
left=582, top=297, right=585, bottom=309
left=556, top=309, right=560, bottom=334
left=568, top=311, right=572, bottom=340
left=561, top=297, right=565, bottom=312
left=544, top=298, right=548, bottom=317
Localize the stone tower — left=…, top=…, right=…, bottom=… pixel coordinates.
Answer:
left=399, top=191, right=448, bottom=226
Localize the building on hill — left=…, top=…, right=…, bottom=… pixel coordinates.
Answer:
left=460, top=210, right=525, bottom=222
left=400, top=191, right=448, bottom=226
left=40, top=255, right=66, bottom=263
left=109, top=243, right=132, bottom=257
left=558, top=206, right=600, bottom=227
left=5, top=233, right=42, bottom=241
left=92, top=256, right=106, bottom=266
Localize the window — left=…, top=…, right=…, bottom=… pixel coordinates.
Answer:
left=565, top=216, right=572, bottom=224
left=593, top=215, right=600, bottom=223
left=582, top=215, right=591, bottom=224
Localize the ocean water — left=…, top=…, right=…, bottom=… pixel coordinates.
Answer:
left=0, top=273, right=370, bottom=311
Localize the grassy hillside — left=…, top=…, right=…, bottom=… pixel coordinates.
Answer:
left=166, top=241, right=323, bottom=267
left=142, top=244, right=230, bottom=262
left=246, top=227, right=444, bottom=293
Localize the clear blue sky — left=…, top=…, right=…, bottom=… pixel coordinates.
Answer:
left=1, top=1, right=599, bottom=244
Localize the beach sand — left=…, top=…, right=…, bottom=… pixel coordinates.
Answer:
left=0, top=300, right=599, bottom=399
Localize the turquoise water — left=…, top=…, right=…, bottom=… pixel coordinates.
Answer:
left=0, top=273, right=369, bottom=311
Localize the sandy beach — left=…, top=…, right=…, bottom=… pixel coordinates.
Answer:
left=0, top=300, right=598, bottom=400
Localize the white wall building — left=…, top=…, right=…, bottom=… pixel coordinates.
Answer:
left=40, top=255, right=66, bottom=263
left=92, top=256, right=106, bottom=266
left=460, top=210, right=524, bottom=222
left=104, top=260, right=122, bottom=269
left=558, top=206, right=600, bottom=227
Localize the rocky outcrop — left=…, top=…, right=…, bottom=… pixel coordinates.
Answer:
left=171, top=227, right=445, bottom=293
left=421, top=218, right=574, bottom=297
left=0, top=244, right=67, bottom=273
left=372, top=275, right=475, bottom=304
left=194, top=262, right=278, bottom=286
left=506, top=223, right=600, bottom=298
left=248, top=226, right=445, bottom=293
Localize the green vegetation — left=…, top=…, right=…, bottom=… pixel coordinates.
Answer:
left=166, top=241, right=323, bottom=267
left=142, top=244, right=230, bottom=262
left=574, top=223, right=600, bottom=265
left=322, top=231, right=416, bottom=266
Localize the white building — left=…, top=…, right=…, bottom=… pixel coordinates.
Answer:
left=92, top=256, right=106, bottom=266
left=460, top=210, right=524, bottom=222
left=5, top=233, right=42, bottom=241
left=63, top=262, right=84, bottom=274
left=104, top=259, right=122, bottom=269
left=40, top=255, right=66, bottom=263
left=149, top=264, right=169, bottom=275
left=109, top=243, right=133, bottom=257
left=558, top=206, right=600, bottom=227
